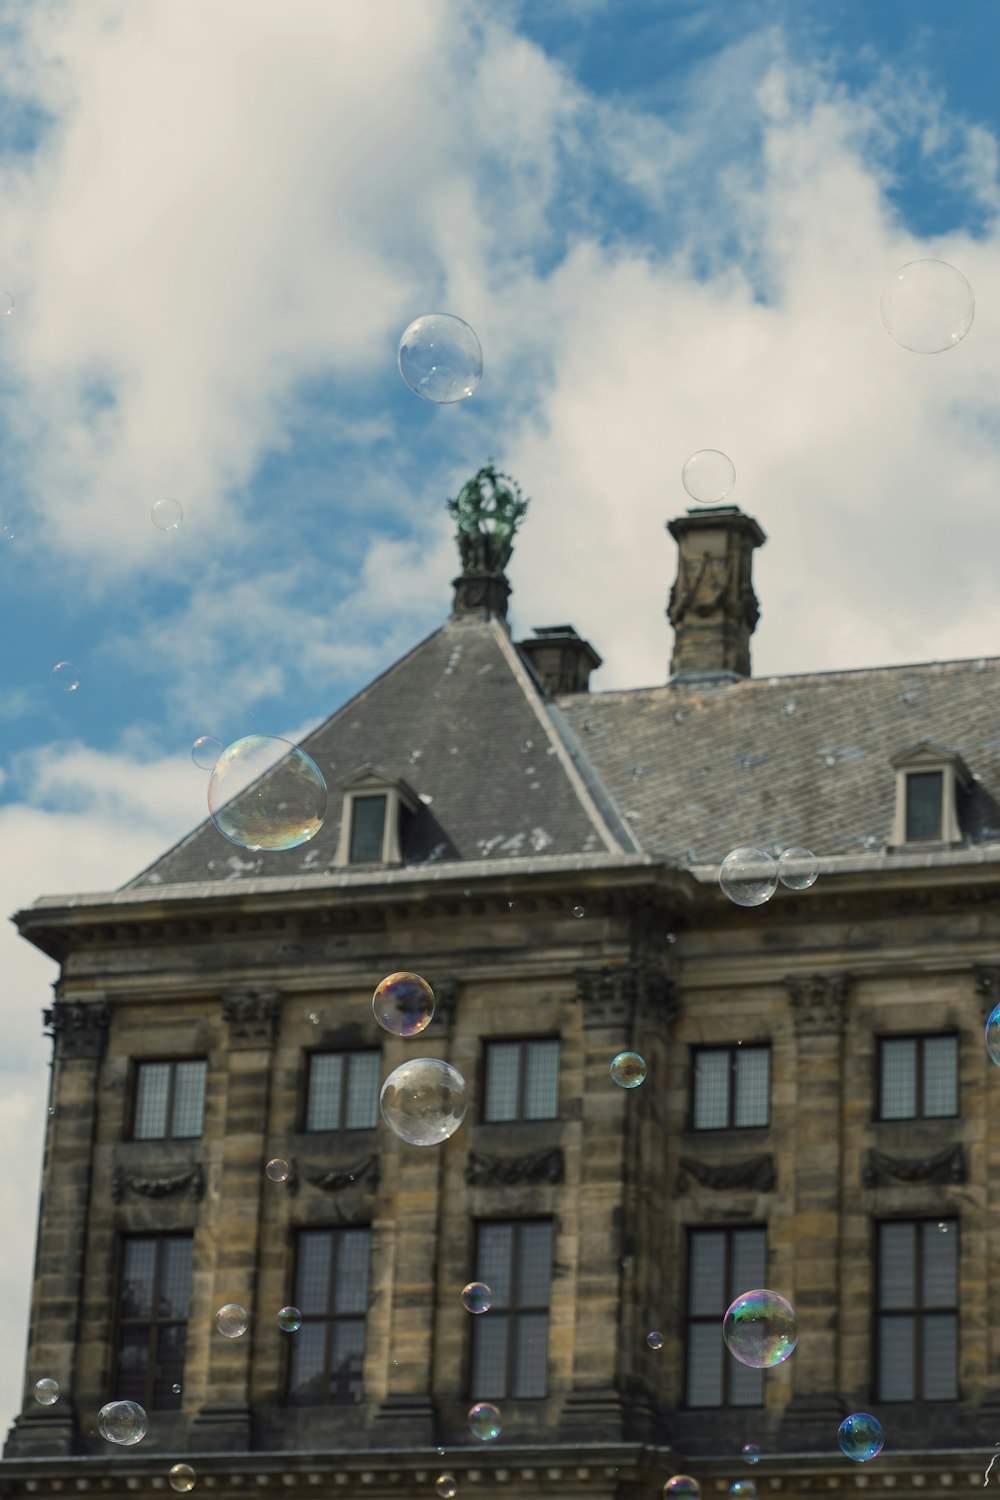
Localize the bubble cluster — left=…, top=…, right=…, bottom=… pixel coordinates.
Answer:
left=372, top=972, right=435, bottom=1037
left=723, top=1289, right=798, bottom=1369
left=610, top=1051, right=647, bottom=1089
left=169, top=1464, right=197, bottom=1493
left=719, top=848, right=778, bottom=908
left=682, top=449, right=736, bottom=505
left=51, top=661, right=80, bottom=694
left=151, top=497, right=183, bottom=532
left=265, top=1157, right=290, bottom=1182
left=215, top=1303, right=249, bottom=1338
left=467, top=1401, right=502, bottom=1441
left=985, top=1003, right=1000, bottom=1066
left=462, top=1282, right=492, bottom=1314
left=208, top=736, right=327, bottom=851
left=380, top=1058, right=467, bottom=1145
left=191, top=736, right=223, bottom=772
left=436, top=1476, right=458, bottom=1500
left=33, top=1377, right=59, bottom=1406
left=838, top=1412, right=884, bottom=1463
left=98, top=1399, right=148, bottom=1445
left=646, top=1331, right=664, bottom=1350
left=663, top=1478, right=700, bottom=1500
left=880, top=260, right=974, bottom=353
left=777, top=847, right=818, bottom=891
left=741, top=1444, right=760, bottom=1465
left=277, top=1305, right=302, bottom=1332
left=398, top=314, right=483, bottom=403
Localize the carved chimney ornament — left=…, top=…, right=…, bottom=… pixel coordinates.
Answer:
left=448, top=462, right=528, bottom=621
left=666, top=507, right=766, bottom=680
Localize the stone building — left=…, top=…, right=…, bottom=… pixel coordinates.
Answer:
left=3, top=465, right=1000, bottom=1500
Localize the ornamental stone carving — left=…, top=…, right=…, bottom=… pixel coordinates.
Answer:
left=862, top=1143, right=966, bottom=1189
left=221, top=988, right=282, bottom=1046
left=112, top=1162, right=204, bottom=1204
left=785, top=973, right=852, bottom=1036
left=676, top=1153, right=776, bottom=1195
left=288, top=1153, right=379, bottom=1199
left=43, top=999, right=109, bottom=1060
left=433, top=977, right=460, bottom=1034
left=465, top=1146, right=565, bottom=1188
left=574, top=964, right=676, bottom=1030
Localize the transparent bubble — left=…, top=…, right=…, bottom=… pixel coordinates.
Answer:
left=277, top=1305, right=302, bottom=1332
left=572, top=904, right=585, bottom=918
left=462, top=1282, right=492, bottom=1315
left=265, top=1158, right=290, bottom=1183
left=380, top=1058, right=467, bottom=1145
left=169, top=1464, right=197, bottom=1493
left=467, top=1401, right=501, bottom=1441
left=208, top=736, right=327, bottom=851
left=880, top=260, right=974, bottom=353
left=719, top=848, right=778, bottom=908
left=171, top=1384, right=182, bottom=1395
left=838, top=1412, right=884, bottom=1463
left=98, top=1399, right=148, bottom=1445
left=723, top=1289, right=798, bottom=1369
left=777, top=846, right=818, bottom=891
left=215, top=1303, right=249, bottom=1338
left=986, top=1003, right=1000, bottom=1065
left=646, top=1331, right=664, bottom=1351
left=191, top=736, right=223, bottom=772
left=33, top=1377, right=59, bottom=1406
left=610, top=1051, right=647, bottom=1089
left=730, top=1483, right=756, bottom=1499
left=682, top=449, right=736, bottom=505
left=308, top=1011, right=320, bottom=1026
left=398, top=314, right=483, bottom=404
left=51, top=661, right=80, bottom=694
left=151, top=497, right=183, bottom=532
left=663, top=1478, right=700, bottom=1500
left=0, top=292, right=14, bottom=317
left=436, top=1476, right=458, bottom=1500
left=373, top=972, right=435, bottom=1037
left=741, top=1444, right=760, bottom=1465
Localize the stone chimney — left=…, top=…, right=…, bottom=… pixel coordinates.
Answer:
left=666, top=506, right=766, bottom=679
left=518, top=625, right=602, bottom=695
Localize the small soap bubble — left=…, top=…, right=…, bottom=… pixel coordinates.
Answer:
left=98, top=1399, right=148, bottom=1445
left=208, top=735, right=327, bottom=851
left=880, top=259, right=974, bottom=353
left=467, top=1401, right=501, bottom=1441
left=215, top=1303, right=249, bottom=1338
left=682, top=449, right=736, bottom=505
left=380, top=1058, right=467, bottom=1146
left=729, top=1483, right=756, bottom=1499
left=572, top=904, right=585, bottom=918
left=741, top=1444, right=760, bottom=1465
left=373, top=972, right=435, bottom=1037
left=610, top=1051, right=646, bottom=1089
left=277, top=1305, right=302, bottom=1332
left=723, top=1289, right=797, bottom=1369
left=646, top=1331, right=664, bottom=1351
left=0, top=291, right=14, bottom=317
left=51, top=661, right=80, bottom=693
left=838, top=1413, right=884, bottom=1463
left=462, top=1282, right=492, bottom=1315
left=265, top=1158, right=289, bottom=1183
left=171, top=1384, right=182, bottom=1395
left=47, top=1107, right=55, bottom=1116
left=308, top=1011, right=320, bottom=1025
left=436, top=1476, right=458, bottom=1500
left=777, top=847, right=818, bottom=891
left=663, top=1479, right=700, bottom=1500
left=169, top=1464, right=197, bottom=1493
left=151, top=497, right=183, bottom=532
left=191, top=736, right=223, bottom=772
left=33, top=1377, right=59, bottom=1406
left=398, top=313, right=483, bottom=403
left=985, top=1003, right=1000, bottom=1066
left=719, top=848, right=778, bottom=908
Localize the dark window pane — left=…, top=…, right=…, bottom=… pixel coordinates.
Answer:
left=693, top=1052, right=730, bottom=1129
left=514, top=1312, right=549, bottom=1397
left=471, top=1314, right=508, bottom=1399
left=524, top=1042, right=559, bottom=1120
left=122, top=1239, right=157, bottom=1318
left=115, top=1326, right=149, bottom=1403
left=484, top=1044, right=521, bottom=1123
left=330, top=1322, right=366, bottom=1403
left=477, top=1224, right=513, bottom=1306
left=334, top=1229, right=371, bottom=1314
left=687, top=1324, right=723, bottom=1407
left=879, top=1223, right=915, bottom=1309
left=922, top=1036, right=957, bottom=1117
left=879, top=1316, right=914, bottom=1401
left=116, top=1236, right=191, bottom=1411
left=880, top=1039, right=917, bottom=1119
left=516, top=1222, right=553, bottom=1305
left=296, top=1232, right=333, bottom=1314
left=921, top=1222, right=957, bottom=1306
left=906, top=771, right=943, bottom=840
left=151, top=1323, right=187, bottom=1408
left=159, top=1238, right=193, bottom=1318
left=289, top=1230, right=370, bottom=1406
left=134, top=1063, right=170, bottom=1139
left=307, top=1054, right=344, bottom=1131
left=922, top=1315, right=958, bottom=1399
left=288, top=1322, right=326, bottom=1401
left=349, top=796, right=386, bottom=863
left=734, top=1048, right=769, bottom=1127
left=731, top=1229, right=766, bottom=1295
left=729, top=1358, right=764, bottom=1406
left=345, top=1052, right=380, bottom=1129
left=472, top=1222, right=551, bottom=1399
left=172, top=1061, right=206, bottom=1138
left=689, top=1232, right=726, bottom=1317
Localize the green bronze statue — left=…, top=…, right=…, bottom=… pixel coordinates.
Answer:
left=447, top=462, right=529, bottom=576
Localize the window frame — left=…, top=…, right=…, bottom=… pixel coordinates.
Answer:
left=110, top=1231, right=193, bottom=1410
left=285, top=1225, right=372, bottom=1406
left=468, top=1217, right=553, bottom=1401
left=689, top=1043, right=771, bottom=1132
left=348, top=794, right=388, bottom=864
left=876, top=1033, right=959, bottom=1122
left=684, top=1225, right=767, bottom=1410
left=302, top=1048, right=381, bottom=1133
left=481, top=1037, right=560, bottom=1124
left=129, top=1057, right=207, bottom=1141
left=905, top=770, right=944, bottom=842
left=874, top=1217, right=959, bottom=1403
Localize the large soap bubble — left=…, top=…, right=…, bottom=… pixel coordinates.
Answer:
left=380, top=1058, right=467, bottom=1145
left=880, top=260, right=974, bottom=353
left=663, top=1480, right=700, bottom=1500
left=719, top=848, right=778, bottom=907
left=215, top=1303, right=249, bottom=1338
left=682, top=450, right=736, bottom=505
left=373, top=972, right=435, bottom=1036
left=98, top=1399, right=148, bottom=1445
left=151, top=497, right=183, bottom=532
left=169, top=1464, right=197, bottom=1493
left=838, top=1412, right=884, bottom=1462
left=33, top=1377, right=59, bottom=1406
left=610, top=1051, right=646, bottom=1088
left=208, top=736, right=327, bottom=851
left=723, top=1289, right=797, bottom=1369
left=777, top=846, right=818, bottom=891
left=398, top=314, right=483, bottom=403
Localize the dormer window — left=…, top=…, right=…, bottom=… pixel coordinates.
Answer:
left=349, top=795, right=387, bottom=864
left=905, top=771, right=943, bottom=841
left=890, top=743, right=971, bottom=848
left=335, top=767, right=418, bottom=868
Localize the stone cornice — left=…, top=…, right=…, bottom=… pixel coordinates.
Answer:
left=43, top=999, right=109, bottom=1060
left=784, top=973, right=852, bottom=1036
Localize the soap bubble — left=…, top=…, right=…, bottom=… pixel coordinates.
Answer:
left=467, top=1401, right=501, bottom=1441
left=880, top=260, right=974, bottom=353
left=51, top=661, right=80, bottom=693
left=610, top=1051, right=646, bottom=1089
left=208, top=736, right=327, bottom=851
left=277, top=1305, right=302, bottom=1332
left=572, top=904, right=585, bottom=918
left=265, top=1158, right=289, bottom=1182
left=729, top=1483, right=756, bottom=1499
left=171, top=1384, right=182, bottom=1395
left=462, top=1282, right=492, bottom=1314
left=191, top=736, right=223, bottom=772
left=719, top=848, right=778, bottom=908
left=151, top=497, right=183, bottom=532
left=33, top=1377, right=59, bottom=1406
left=741, top=1444, right=760, bottom=1465
left=436, top=1477, right=458, bottom=1500
left=169, top=1464, right=197, bottom=1493
left=380, top=1058, right=467, bottom=1145
left=838, top=1412, right=884, bottom=1462
left=398, top=314, right=483, bottom=403
left=215, top=1303, right=249, bottom=1338
left=682, top=449, right=736, bottom=505
left=777, top=847, right=818, bottom=891
left=663, top=1479, right=700, bottom=1500
left=985, top=1003, right=1000, bottom=1065
left=646, top=1331, right=664, bottom=1350
left=98, top=1399, right=148, bottom=1445
left=0, top=292, right=13, bottom=317
left=723, top=1289, right=798, bottom=1369
left=373, top=972, right=435, bottom=1037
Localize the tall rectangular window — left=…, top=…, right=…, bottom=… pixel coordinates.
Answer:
left=879, top=1036, right=958, bottom=1120
left=349, top=796, right=387, bottom=863
left=470, top=1221, right=552, bottom=1399
left=877, top=1220, right=958, bottom=1401
left=114, top=1235, right=193, bottom=1409
left=132, top=1060, right=206, bottom=1140
left=484, top=1040, right=559, bottom=1123
left=692, top=1046, right=770, bottom=1130
left=288, top=1228, right=371, bottom=1404
left=686, top=1227, right=766, bottom=1407
left=306, top=1051, right=380, bottom=1131
left=906, top=772, right=943, bottom=840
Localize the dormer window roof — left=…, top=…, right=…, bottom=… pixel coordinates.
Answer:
left=335, top=766, right=419, bottom=868
left=889, top=741, right=972, bottom=848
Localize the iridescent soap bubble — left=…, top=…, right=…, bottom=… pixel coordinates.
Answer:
left=777, top=846, right=818, bottom=891
left=986, top=1003, right=1000, bottom=1066
left=380, top=1058, right=467, bottom=1145
left=265, top=1157, right=289, bottom=1182
left=191, top=736, right=223, bottom=772
left=208, top=736, right=327, bottom=851
left=33, top=1377, right=59, bottom=1406
left=719, top=848, right=778, bottom=908
left=880, top=260, right=974, bottom=353
left=723, top=1289, right=798, bottom=1369
left=277, top=1305, right=302, bottom=1332
left=646, top=1331, right=664, bottom=1350
left=372, top=972, right=435, bottom=1037
left=98, top=1399, right=148, bottom=1445
left=151, top=497, right=183, bottom=532
left=462, top=1281, right=492, bottom=1314
left=215, top=1303, right=249, bottom=1338
left=398, top=314, right=483, bottom=403
left=467, top=1401, right=501, bottom=1441
left=436, top=1476, right=458, bottom=1500
left=838, top=1412, right=884, bottom=1462
left=682, top=449, right=736, bottom=505
left=610, top=1051, right=647, bottom=1089
left=169, top=1464, right=197, bottom=1493
left=741, top=1444, right=760, bottom=1465
left=171, top=1383, right=182, bottom=1395
left=663, top=1478, right=700, bottom=1500
left=729, top=1483, right=756, bottom=1499
left=51, top=661, right=80, bottom=693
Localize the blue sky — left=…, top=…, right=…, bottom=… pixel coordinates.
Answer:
left=2, top=0, right=1000, bottom=1437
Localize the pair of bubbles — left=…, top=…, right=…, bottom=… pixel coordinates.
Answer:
left=36, top=1388, right=195, bottom=1488
left=369, top=970, right=472, bottom=1146
left=719, top=845, right=818, bottom=908
left=665, top=1482, right=755, bottom=1500
left=433, top=1410, right=505, bottom=1500
left=215, top=1302, right=303, bottom=1336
